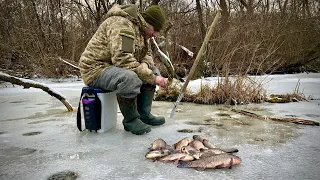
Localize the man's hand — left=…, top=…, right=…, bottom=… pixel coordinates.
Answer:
left=155, top=76, right=168, bottom=89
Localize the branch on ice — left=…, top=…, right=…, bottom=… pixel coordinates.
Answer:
left=0, top=72, right=74, bottom=112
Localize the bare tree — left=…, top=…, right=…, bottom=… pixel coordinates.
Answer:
left=277, top=0, right=289, bottom=17
left=302, top=0, right=311, bottom=17
left=139, top=0, right=143, bottom=11
left=117, top=0, right=124, bottom=5
left=128, top=0, right=136, bottom=4
left=0, top=0, right=319, bottom=78
left=151, top=0, right=161, bottom=5
left=58, top=0, right=66, bottom=52
left=237, top=0, right=255, bottom=15
left=219, top=0, right=230, bottom=29
left=196, top=0, right=206, bottom=40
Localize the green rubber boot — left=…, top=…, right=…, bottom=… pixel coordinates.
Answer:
left=137, top=85, right=165, bottom=126
left=117, top=96, right=151, bottom=135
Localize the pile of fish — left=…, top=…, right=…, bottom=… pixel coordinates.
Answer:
left=145, top=135, right=241, bottom=169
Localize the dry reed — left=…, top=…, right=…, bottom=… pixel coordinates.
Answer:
left=155, top=75, right=267, bottom=105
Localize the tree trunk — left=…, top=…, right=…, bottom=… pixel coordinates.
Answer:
left=31, top=0, right=46, bottom=48
left=58, top=0, right=66, bottom=52
left=196, top=0, right=206, bottom=41
left=101, top=0, right=108, bottom=14
left=238, top=0, right=254, bottom=16
left=117, top=0, right=124, bottom=5
left=277, top=0, right=289, bottom=17
left=139, top=0, right=143, bottom=11
left=151, top=0, right=160, bottom=5
left=265, top=0, right=269, bottom=14
left=219, top=0, right=230, bottom=30
left=281, top=43, right=320, bottom=73
left=302, top=0, right=311, bottom=18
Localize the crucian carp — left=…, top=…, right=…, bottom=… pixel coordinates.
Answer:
left=145, top=135, right=241, bottom=170
left=177, top=153, right=242, bottom=169
left=145, top=149, right=171, bottom=159
left=149, top=138, right=172, bottom=151
left=174, top=137, right=192, bottom=153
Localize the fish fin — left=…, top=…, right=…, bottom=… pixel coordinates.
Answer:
left=215, top=163, right=225, bottom=169
left=165, top=145, right=173, bottom=151
left=199, top=147, right=208, bottom=151
left=228, top=157, right=234, bottom=169
left=196, top=167, right=206, bottom=171
left=232, top=148, right=239, bottom=153
left=177, top=160, right=189, bottom=168
left=224, top=148, right=239, bottom=153
left=179, top=155, right=186, bottom=160
left=173, top=142, right=177, bottom=149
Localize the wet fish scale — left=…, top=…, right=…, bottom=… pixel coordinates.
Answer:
left=149, top=138, right=171, bottom=150
left=202, top=139, right=217, bottom=149
left=177, top=154, right=241, bottom=169
left=145, top=149, right=171, bottom=159
left=159, top=153, right=194, bottom=162
left=174, top=137, right=192, bottom=152
left=193, top=135, right=209, bottom=142
left=200, top=148, right=227, bottom=157
left=189, top=140, right=206, bottom=150
left=181, top=145, right=198, bottom=155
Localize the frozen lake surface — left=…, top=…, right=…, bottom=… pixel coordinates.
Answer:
left=0, top=73, right=319, bottom=180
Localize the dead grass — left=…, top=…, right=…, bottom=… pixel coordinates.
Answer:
left=267, top=79, right=310, bottom=103
left=155, top=75, right=267, bottom=105
left=156, top=77, right=313, bottom=105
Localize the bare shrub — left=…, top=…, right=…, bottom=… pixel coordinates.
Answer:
left=267, top=79, right=311, bottom=103
left=195, top=13, right=320, bottom=78
left=155, top=75, right=266, bottom=105
left=1, top=1, right=319, bottom=79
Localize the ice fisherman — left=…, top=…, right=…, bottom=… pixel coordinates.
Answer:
left=79, top=4, right=168, bottom=135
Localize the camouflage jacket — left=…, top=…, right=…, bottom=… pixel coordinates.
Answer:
left=79, top=4, right=156, bottom=85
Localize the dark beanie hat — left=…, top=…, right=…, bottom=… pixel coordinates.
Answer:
left=142, top=5, right=166, bottom=32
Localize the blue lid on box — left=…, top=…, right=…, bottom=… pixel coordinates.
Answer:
left=81, top=87, right=104, bottom=94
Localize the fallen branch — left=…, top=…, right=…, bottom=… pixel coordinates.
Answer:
left=0, top=72, right=73, bottom=112
left=231, top=109, right=319, bottom=126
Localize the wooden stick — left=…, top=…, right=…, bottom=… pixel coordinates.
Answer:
left=180, top=10, right=221, bottom=94
left=0, top=72, right=74, bottom=112
left=170, top=10, right=221, bottom=118
left=231, top=109, right=319, bottom=126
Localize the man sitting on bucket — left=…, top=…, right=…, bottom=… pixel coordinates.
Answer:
left=79, top=4, right=168, bottom=135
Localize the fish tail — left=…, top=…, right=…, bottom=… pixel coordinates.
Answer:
left=177, top=160, right=191, bottom=168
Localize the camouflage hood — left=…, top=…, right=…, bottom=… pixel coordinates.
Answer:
left=106, top=4, right=147, bottom=34
left=79, top=4, right=156, bottom=86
